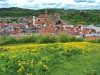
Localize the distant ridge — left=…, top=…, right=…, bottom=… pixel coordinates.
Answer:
left=0, top=7, right=65, bottom=17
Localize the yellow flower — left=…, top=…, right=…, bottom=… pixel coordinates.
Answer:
left=17, top=68, right=22, bottom=73
left=18, top=62, right=21, bottom=66
left=1, top=53, right=5, bottom=56
left=38, top=61, right=42, bottom=66
left=43, top=65, right=49, bottom=70
left=2, top=68, right=6, bottom=72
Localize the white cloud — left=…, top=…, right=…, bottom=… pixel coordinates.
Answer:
left=8, top=0, right=27, bottom=6
left=0, top=0, right=100, bottom=9
left=96, top=0, right=100, bottom=2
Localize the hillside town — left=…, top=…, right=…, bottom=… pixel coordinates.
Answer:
left=0, top=10, right=100, bottom=40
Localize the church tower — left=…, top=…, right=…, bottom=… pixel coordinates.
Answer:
left=33, top=14, right=35, bottom=25
left=45, top=9, right=48, bottom=16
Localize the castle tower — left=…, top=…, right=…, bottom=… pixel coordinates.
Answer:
left=33, top=14, right=35, bottom=25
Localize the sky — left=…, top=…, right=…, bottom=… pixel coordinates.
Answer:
left=0, top=0, right=100, bottom=10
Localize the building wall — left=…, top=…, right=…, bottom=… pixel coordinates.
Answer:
left=33, top=16, right=35, bottom=25
left=19, top=33, right=39, bottom=36
left=86, top=36, right=100, bottom=40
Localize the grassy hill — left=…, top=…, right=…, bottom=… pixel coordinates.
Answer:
left=0, top=42, right=100, bottom=75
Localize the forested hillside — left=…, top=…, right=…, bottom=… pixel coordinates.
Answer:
left=61, top=9, right=100, bottom=25
left=0, top=7, right=64, bottom=17
left=0, top=7, right=100, bottom=25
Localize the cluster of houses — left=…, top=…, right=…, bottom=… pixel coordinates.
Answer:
left=0, top=10, right=100, bottom=40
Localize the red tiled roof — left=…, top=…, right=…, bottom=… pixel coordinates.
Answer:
left=56, top=30, right=63, bottom=35
left=59, top=24, right=63, bottom=28
left=38, top=14, right=50, bottom=18
left=82, top=30, right=89, bottom=35
left=35, top=21, right=46, bottom=25
left=0, top=24, right=7, bottom=27
left=11, top=30, right=19, bottom=35
left=39, top=27, right=55, bottom=35
left=63, top=29, right=69, bottom=32
left=11, top=29, right=22, bottom=35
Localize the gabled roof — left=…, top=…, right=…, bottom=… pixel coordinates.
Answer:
left=86, top=25, right=100, bottom=32
left=11, top=30, right=21, bottom=35
left=38, top=14, right=50, bottom=18
left=35, top=20, right=46, bottom=25
left=0, top=23, right=7, bottom=27
left=39, top=27, right=55, bottom=35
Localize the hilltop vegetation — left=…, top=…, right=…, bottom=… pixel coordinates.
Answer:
left=61, top=9, right=100, bottom=25
left=0, top=7, right=64, bottom=17
left=0, top=7, right=100, bottom=25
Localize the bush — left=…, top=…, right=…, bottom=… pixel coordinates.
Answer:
left=16, top=35, right=37, bottom=43
left=5, top=37, right=16, bottom=44
left=76, top=37, right=84, bottom=42
left=36, top=35, right=57, bottom=44
left=50, top=36, right=58, bottom=43
left=0, top=40, right=6, bottom=45
left=35, top=34, right=45, bottom=43
left=0, top=34, right=84, bottom=45
left=69, top=36, right=84, bottom=42
left=69, top=36, right=76, bottom=42
left=16, top=37, right=26, bottom=43
left=88, top=39, right=98, bottom=43
left=98, top=39, right=100, bottom=43
left=0, top=36, right=16, bottom=45
left=58, top=33, right=69, bottom=43
left=41, top=35, right=51, bottom=43
left=29, top=35, right=37, bottom=43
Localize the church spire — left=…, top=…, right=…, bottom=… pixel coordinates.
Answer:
left=45, top=9, right=47, bottom=16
